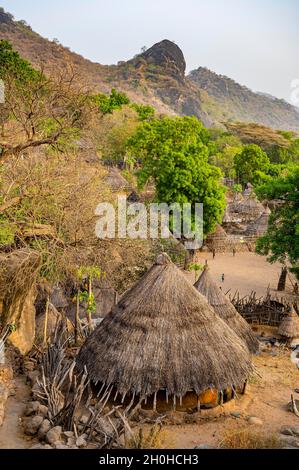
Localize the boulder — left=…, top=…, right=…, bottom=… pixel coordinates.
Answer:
left=23, top=415, right=44, bottom=436
left=280, top=425, right=299, bottom=438
left=24, top=401, right=48, bottom=417
left=247, top=416, right=263, bottom=426
left=280, top=435, right=299, bottom=447
left=76, top=436, right=87, bottom=448
left=38, top=419, right=51, bottom=441
left=0, top=250, right=41, bottom=355
left=46, top=426, right=62, bottom=446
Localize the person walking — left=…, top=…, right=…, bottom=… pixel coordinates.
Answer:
left=212, top=249, right=216, bottom=259
left=232, top=247, right=236, bottom=257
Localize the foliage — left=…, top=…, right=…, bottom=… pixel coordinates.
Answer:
left=131, top=103, right=155, bottom=121
left=0, top=41, right=90, bottom=159
left=234, top=144, right=270, bottom=185
left=94, top=88, right=130, bottom=115
left=128, top=116, right=226, bottom=237
left=255, top=169, right=299, bottom=279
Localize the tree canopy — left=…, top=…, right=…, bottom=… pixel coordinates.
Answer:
left=127, top=116, right=226, bottom=237
left=234, top=144, right=270, bottom=186
left=255, top=168, right=299, bottom=279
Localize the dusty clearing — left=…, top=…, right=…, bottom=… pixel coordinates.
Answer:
left=195, top=252, right=293, bottom=297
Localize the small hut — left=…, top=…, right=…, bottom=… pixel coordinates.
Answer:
left=278, top=308, right=299, bottom=346
left=104, top=168, right=130, bottom=192
left=235, top=195, right=264, bottom=221
left=77, top=253, right=252, bottom=411
left=194, top=266, right=259, bottom=354
left=246, top=207, right=271, bottom=237
left=205, top=224, right=230, bottom=252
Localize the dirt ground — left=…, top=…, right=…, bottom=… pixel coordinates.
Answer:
left=161, top=349, right=299, bottom=449
left=193, top=252, right=294, bottom=298
left=0, top=376, right=33, bottom=449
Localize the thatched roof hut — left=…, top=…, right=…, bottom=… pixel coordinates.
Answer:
left=194, top=267, right=259, bottom=354
left=246, top=208, right=270, bottom=237
left=77, top=253, right=252, bottom=406
left=104, top=168, right=129, bottom=191
left=278, top=308, right=299, bottom=342
left=236, top=195, right=264, bottom=220
left=205, top=224, right=231, bottom=252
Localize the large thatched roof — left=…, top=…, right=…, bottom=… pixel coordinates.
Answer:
left=77, top=253, right=252, bottom=400
left=194, top=267, right=259, bottom=354
left=246, top=208, right=270, bottom=236
left=236, top=195, right=264, bottom=216
left=278, top=308, right=299, bottom=339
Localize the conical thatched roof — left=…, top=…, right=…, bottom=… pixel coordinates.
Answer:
left=236, top=195, right=264, bottom=217
left=246, top=208, right=270, bottom=236
left=278, top=308, right=299, bottom=339
left=194, top=267, right=259, bottom=354
left=77, top=253, right=252, bottom=400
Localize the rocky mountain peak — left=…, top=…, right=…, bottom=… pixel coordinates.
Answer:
left=139, top=39, right=186, bottom=77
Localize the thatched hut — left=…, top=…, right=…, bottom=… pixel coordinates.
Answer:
left=235, top=195, right=264, bottom=221
left=77, top=253, right=252, bottom=411
left=205, top=224, right=231, bottom=252
left=194, top=267, right=259, bottom=354
left=278, top=308, right=299, bottom=345
left=246, top=207, right=271, bottom=237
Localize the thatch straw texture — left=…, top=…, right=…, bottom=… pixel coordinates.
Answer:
left=194, top=267, right=259, bottom=354
left=246, top=209, right=270, bottom=237
left=77, top=253, right=252, bottom=400
left=278, top=308, right=299, bottom=339
left=236, top=195, right=264, bottom=218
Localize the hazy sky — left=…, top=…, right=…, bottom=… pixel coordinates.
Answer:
left=1, top=0, right=298, bottom=102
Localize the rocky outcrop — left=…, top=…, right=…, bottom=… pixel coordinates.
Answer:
left=0, top=250, right=41, bottom=355
left=137, top=39, right=186, bottom=79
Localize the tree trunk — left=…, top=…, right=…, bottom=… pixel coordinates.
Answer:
left=277, top=267, right=288, bottom=291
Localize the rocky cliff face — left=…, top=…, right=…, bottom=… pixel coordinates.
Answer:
left=1, top=8, right=299, bottom=131
left=0, top=250, right=41, bottom=355
left=188, top=67, right=299, bottom=131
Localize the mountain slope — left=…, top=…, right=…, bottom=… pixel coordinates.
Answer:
left=1, top=8, right=299, bottom=131
left=188, top=67, right=299, bottom=130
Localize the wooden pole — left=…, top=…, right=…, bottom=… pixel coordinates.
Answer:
left=43, top=296, right=49, bottom=347
left=75, top=290, right=80, bottom=346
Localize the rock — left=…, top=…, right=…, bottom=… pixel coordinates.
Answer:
left=30, top=444, right=47, bottom=449
left=231, top=412, right=242, bottom=418
left=247, top=416, right=263, bottom=426
left=23, top=415, right=44, bottom=436
left=54, top=442, right=69, bottom=449
left=280, top=425, right=299, bottom=437
left=38, top=419, right=51, bottom=441
left=280, top=435, right=299, bottom=447
left=76, top=436, right=87, bottom=448
left=26, top=370, right=40, bottom=387
left=46, top=426, right=62, bottom=445
left=63, top=431, right=75, bottom=439
left=79, top=415, right=89, bottom=425
left=67, top=437, right=76, bottom=446
left=24, top=401, right=48, bottom=417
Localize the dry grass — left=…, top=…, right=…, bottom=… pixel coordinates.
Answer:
left=125, top=424, right=167, bottom=449
left=219, top=428, right=282, bottom=449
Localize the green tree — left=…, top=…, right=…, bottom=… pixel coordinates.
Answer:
left=255, top=169, right=299, bottom=280
left=234, top=144, right=270, bottom=186
left=94, top=88, right=130, bottom=115
left=128, top=116, right=226, bottom=237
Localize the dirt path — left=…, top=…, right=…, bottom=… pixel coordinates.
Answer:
left=0, top=375, right=33, bottom=449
